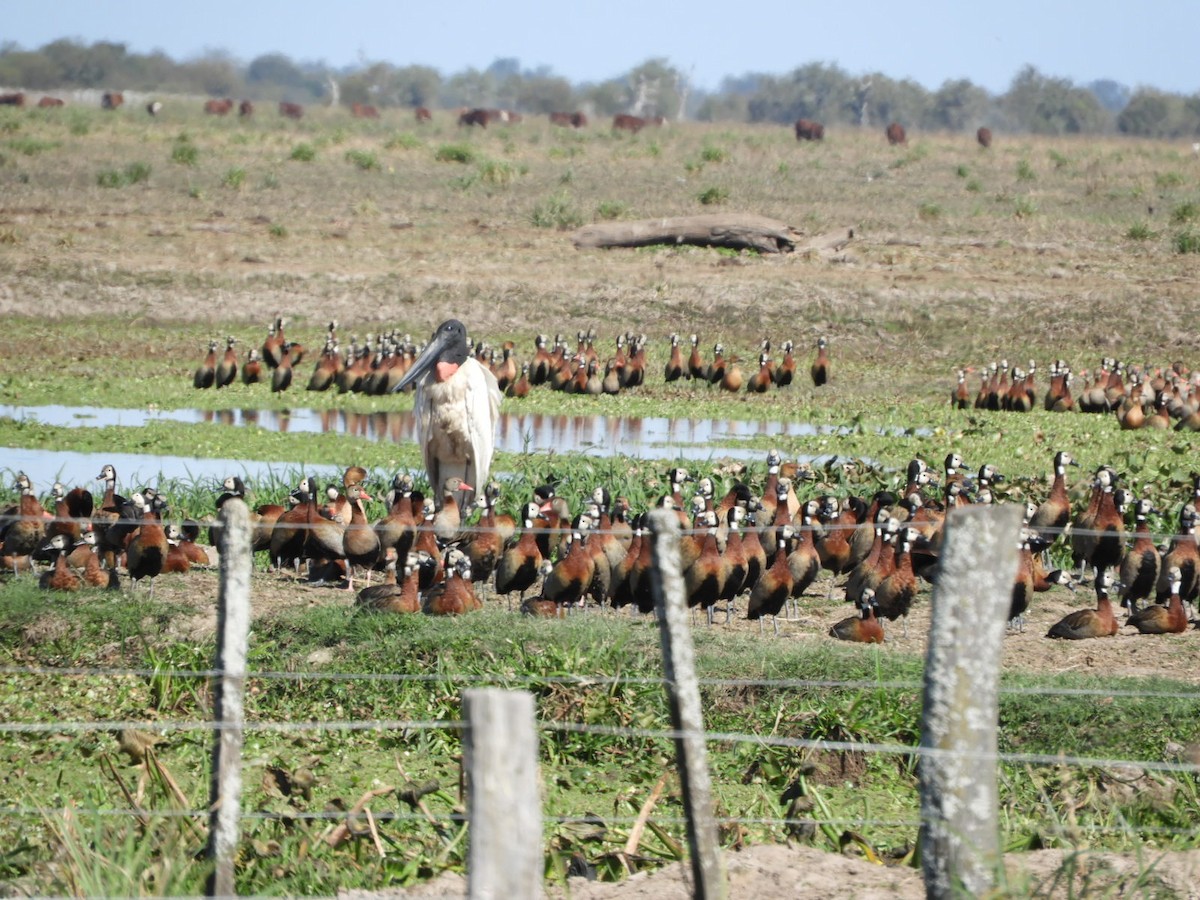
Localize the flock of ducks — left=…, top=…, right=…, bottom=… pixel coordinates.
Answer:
left=954, top=357, right=1200, bottom=430
left=192, top=320, right=835, bottom=397
left=9, top=449, right=1197, bottom=646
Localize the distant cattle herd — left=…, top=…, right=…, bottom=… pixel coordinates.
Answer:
left=0, top=88, right=1003, bottom=148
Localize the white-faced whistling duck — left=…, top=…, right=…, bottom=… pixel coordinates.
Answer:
left=1047, top=569, right=1120, bottom=639
left=747, top=353, right=772, bottom=393
left=720, top=356, right=744, bottom=392
left=665, top=333, right=684, bottom=382
left=126, top=492, right=169, bottom=599
left=507, top=362, right=531, bottom=398
left=356, top=552, right=418, bottom=614
left=373, top=473, right=417, bottom=566
left=463, top=493, right=502, bottom=594
left=307, top=338, right=340, bottom=391
left=951, top=369, right=971, bottom=409
left=1072, top=468, right=1123, bottom=576
left=529, top=335, right=552, bottom=386
left=1030, top=450, right=1078, bottom=547
left=829, top=589, right=885, bottom=643
left=215, top=336, right=238, bottom=388
left=873, top=526, right=919, bottom=633
left=495, top=502, right=546, bottom=609
left=1009, top=533, right=1036, bottom=631
left=241, top=349, right=263, bottom=385
left=717, top=506, right=749, bottom=622
left=262, top=316, right=286, bottom=369
left=1128, top=566, right=1187, bottom=634
left=707, top=343, right=727, bottom=385
left=162, top=526, right=192, bottom=575
left=38, top=535, right=81, bottom=591
left=810, top=336, right=829, bottom=386
left=845, top=509, right=896, bottom=602
left=609, top=515, right=644, bottom=613
left=687, top=334, right=705, bottom=381
left=82, top=533, right=120, bottom=589
left=1157, top=503, right=1198, bottom=606
left=194, top=340, right=218, bottom=389
left=392, top=319, right=502, bottom=514
left=1118, top=497, right=1161, bottom=614
left=739, top=504, right=768, bottom=595
left=542, top=521, right=596, bottom=612
left=787, top=500, right=822, bottom=612
left=423, top=550, right=481, bottom=615
left=270, top=346, right=294, bottom=393
left=815, top=495, right=863, bottom=582
left=432, top=477, right=473, bottom=543
left=2, top=475, right=45, bottom=575
left=774, top=340, right=796, bottom=388
left=684, top=511, right=725, bottom=625
left=342, top=483, right=381, bottom=592
left=747, top=525, right=794, bottom=635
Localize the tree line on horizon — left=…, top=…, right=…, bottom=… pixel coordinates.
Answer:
left=2, top=39, right=1198, bottom=139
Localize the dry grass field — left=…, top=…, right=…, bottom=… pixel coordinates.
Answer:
left=2, top=103, right=1198, bottom=406
left=4, top=104, right=1200, bottom=898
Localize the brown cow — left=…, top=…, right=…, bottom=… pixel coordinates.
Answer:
left=238, top=99, right=254, bottom=117
left=976, top=126, right=993, bottom=148
left=279, top=101, right=304, bottom=119
left=38, top=96, right=64, bottom=108
left=794, top=118, right=824, bottom=141
left=414, top=106, right=431, bottom=123
left=613, top=113, right=646, bottom=133
left=351, top=102, right=379, bottom=118
left=204, top=98, right=234, bottom=116
left=885, top=122, right=906, bottom=145
left=570, top=111, right=588, bottom=128
left=0, top=92, right=26, bottom=107
left=146, top=100, right=163, bottom=116
left=458, top=107, right=490, bottom=127
left=549, top=111, right=572, bottom=127
left=101, top=91, right=124, bottom=110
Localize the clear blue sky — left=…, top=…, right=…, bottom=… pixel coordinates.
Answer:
left=8, top=0, right=1197, bottom=95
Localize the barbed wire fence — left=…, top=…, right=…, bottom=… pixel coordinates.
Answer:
left=3, top=500, right=1200, bottom=897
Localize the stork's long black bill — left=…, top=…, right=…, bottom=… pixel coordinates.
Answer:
left=392, top=319, right=469, bottom=393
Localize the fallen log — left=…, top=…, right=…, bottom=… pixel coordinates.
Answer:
left=571, top=213, right=852, bottom=256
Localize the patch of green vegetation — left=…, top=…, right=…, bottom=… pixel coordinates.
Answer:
left=918, top=202, right=942, bottom=221
left=384, top=132, right=421, bottom=151
left=96, top=161, right=151, bottom=188
left=478, top=159, right=522, bottom=186
left=1154, top=171, right=1185, bottom=189
left=700, top=144, right=728, bottom=164
left=1016, top=159, right=1036, bottom=181
left=435, top=143, right=474, bottom=164
left=1013, top=196, right=1037, bottom=218
left=1047, top=149, right=1070, bottom=170
left=222, top=166, right=246, bottom=189
left=531, top=192, right=583, bottom=229
left=269, top=222, right=288, bottom=238
left=1125, top=222, right=1156, bottom=240
left=6, top=137, right=59, bottom=156
left=345, top=148, right=379, bottom=171
left=1169, top=201, right=1198, bottom=224
left=697, top=185, right=729, bottom=205
left=965, top=178, right=982, bottom=193
left=955, top=164, right=969, bottom=178
left=596, top=200, right=628, bottom=220
left=170, top=138, right=198, bottom=166
left=1173, top=228, right=1200, bottom=254
left=289, top=142, right=316, bottom=162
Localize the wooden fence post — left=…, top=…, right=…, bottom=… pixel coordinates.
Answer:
left=463, top=688, right=542, bottom=900
left=918, top=504, right=1022, bottom=899
left=207, top=499, right=252, bottom=897
left=647, top=509, right=727, bottom=900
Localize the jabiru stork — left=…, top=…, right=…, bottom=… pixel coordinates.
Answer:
left=393, top=319, right=501, bottom=511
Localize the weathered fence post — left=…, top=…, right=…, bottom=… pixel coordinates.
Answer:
left=918, top=504, right=1023, bottom=899
left=463, top=688, right=543, bottom=900
left=207, top=499, right=252, bottom=897
left=647, top=509, right=727, bottom=900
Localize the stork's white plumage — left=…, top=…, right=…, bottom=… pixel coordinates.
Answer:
left=394, top=320, right=501, bottom=510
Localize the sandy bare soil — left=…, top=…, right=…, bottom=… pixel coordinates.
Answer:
left=339, top=843, right=1200, bottom=899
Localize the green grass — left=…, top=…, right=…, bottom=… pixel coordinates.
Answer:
left=1, top=592, right=1197, bottom=895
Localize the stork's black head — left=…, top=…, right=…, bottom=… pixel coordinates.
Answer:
left=393, top=319, right=472, bottom=392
